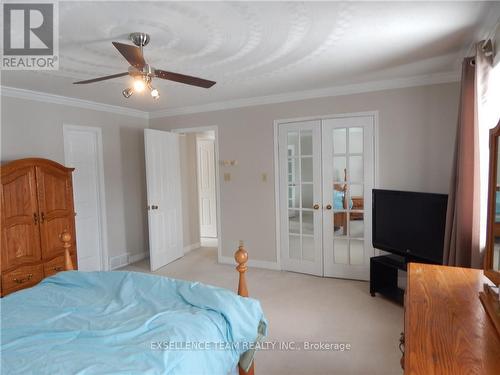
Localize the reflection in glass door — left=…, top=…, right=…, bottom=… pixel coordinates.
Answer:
left=279, top=120, right=323, bottom=276
left=322, top=116, right=374, bottom=280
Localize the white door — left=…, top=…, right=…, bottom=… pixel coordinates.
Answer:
left=279, top=121, right=323, bottom=276
left=63, top=125, right=108, bottom=271
left=322, top=116, right=374, bottom=280
left=144, top=129, right=184, bottom=271
left=197, top=138, right=217, bottom=238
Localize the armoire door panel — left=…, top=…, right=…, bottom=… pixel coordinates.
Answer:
left=36, top=167, right=73, bottom=212
left=35, top=166, right=77, bottom=259
left=2, top=224, right=42, bottom=269
left=1, top=166, right=42, bottom=270
left=40, top=216, right=76, bottom=259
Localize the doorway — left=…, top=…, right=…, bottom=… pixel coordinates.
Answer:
left=176, top=128, right=219, bottom=249
left=277, top=113, right=376, bottom=280
left=63, top=125, right=109, bottom=271
left=144, top=126, right=221, bottom=271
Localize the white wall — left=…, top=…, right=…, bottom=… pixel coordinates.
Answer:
left=1, top=96, right=149, bottom=262
left=150, top=82, right=460, bottom=264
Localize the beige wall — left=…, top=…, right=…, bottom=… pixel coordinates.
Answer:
left=1, top=82, right=460, bottom=266
left=1, top=96, right=149, bottom=260
left=150, top=82, right=460, bottom=263
left=179, top=133, right=200, bottom=247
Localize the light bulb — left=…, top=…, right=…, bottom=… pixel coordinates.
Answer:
left=122, top=88, right=133, bottom=98
left=150, top=88, right=160, bottom=100
left=133, top=79, right=146, bottom=92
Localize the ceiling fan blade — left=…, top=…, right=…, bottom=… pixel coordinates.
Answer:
left=112, top=42, right=146, bottom=69
left=154, top=69, right=216, bottom=88
left=73, top=72, right=129, bottom=84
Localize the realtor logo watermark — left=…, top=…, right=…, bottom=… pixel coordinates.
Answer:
left=2, top=1, right=59, bottom=69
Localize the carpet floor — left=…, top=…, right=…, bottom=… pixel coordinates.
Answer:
left=122, top=247, right=403, bottom=375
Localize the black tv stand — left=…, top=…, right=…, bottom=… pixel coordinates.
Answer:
left=369, top=254, right=408, bottom=305
left=370, top=253, right=442, bottom=304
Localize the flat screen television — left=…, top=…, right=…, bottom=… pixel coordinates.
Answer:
left=372, top=189, right=448, bottom=264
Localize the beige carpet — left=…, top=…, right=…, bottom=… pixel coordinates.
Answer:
left=122, top=247, right=404, bottom=375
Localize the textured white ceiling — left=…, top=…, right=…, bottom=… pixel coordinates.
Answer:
left=1, top=1, right=498, bottom=112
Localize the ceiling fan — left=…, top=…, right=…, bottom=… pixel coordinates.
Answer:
left=73, top=32, right=216, bottom=100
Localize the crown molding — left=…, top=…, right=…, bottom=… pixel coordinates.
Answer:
left=0, top=86, right=149, bottom=120
left=1, top=70, right=460, bottom=121
left=149, top=71, right=460, bottom=119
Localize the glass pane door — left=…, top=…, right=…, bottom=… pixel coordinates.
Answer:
left=279, top=121, right=322, bottom=276
left=322, top=116, right=374, bottom=280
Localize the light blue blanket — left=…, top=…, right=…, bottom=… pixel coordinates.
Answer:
left=1, top=271, right=267, bottom=375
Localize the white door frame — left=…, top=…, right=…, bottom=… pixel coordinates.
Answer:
left=171, top=126, right=222, bottom=263
left=273, top=111, right=379, bottom=271
left=63, top=124, right=109, bottom=271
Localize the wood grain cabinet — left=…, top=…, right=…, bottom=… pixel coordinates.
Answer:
left=1, top=158, right=77, bottom=296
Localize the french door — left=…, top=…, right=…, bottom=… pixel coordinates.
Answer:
left=279, top=115, right=375, bottom=280
left=279, top=121, right=323, bottom=276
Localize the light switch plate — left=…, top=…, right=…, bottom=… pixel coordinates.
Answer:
left=262, top=173, right=267, bottom=182
left=224, top=173, right=231, bottom=182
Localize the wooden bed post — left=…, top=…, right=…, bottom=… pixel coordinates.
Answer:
left=235, top=241, right=249, bottom=297
left=60, top=231, right=74, bottom=271
left=234, top=241, right=255, bottom=375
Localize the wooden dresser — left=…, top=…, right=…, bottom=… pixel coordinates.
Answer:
left=404, top=263, right=500, bottom=374
left=1, top=158, right=78, bottom=296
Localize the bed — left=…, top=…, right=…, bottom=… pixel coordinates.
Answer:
left=1, top=233, right=266, bottom=375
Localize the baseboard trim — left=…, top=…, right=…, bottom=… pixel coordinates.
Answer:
left=218, top=255, right=281, bottom=271
left=128, top=252, right=148, bottom=264
left=109, top=251, right=148, bottom=270
left=184, top=242, right=201, bottom=254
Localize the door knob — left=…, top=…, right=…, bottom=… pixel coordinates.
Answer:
left=325, top=204, right=332, bottom=210
left=313, top=204, right=320, bottom=210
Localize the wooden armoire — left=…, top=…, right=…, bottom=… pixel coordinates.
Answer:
left=1, top=158, right=78, bottom=296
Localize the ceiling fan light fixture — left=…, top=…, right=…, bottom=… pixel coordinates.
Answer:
left=122, top=88, right=133, bottom=98
left=73, top=33, right=216, bottom=100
